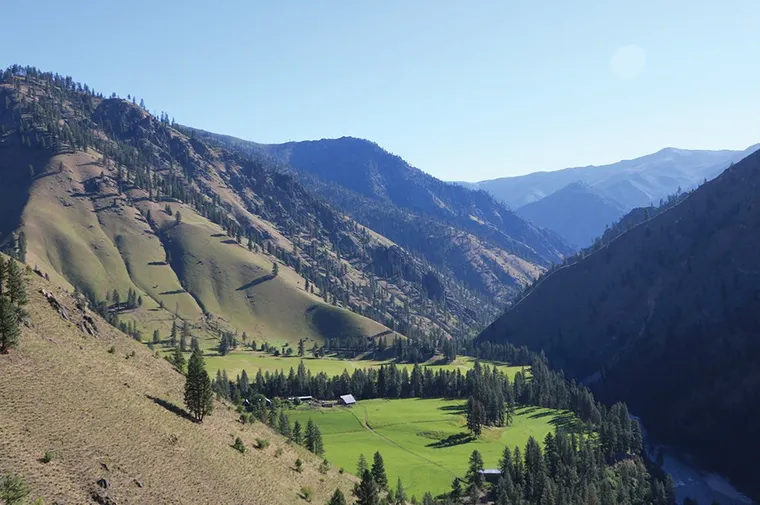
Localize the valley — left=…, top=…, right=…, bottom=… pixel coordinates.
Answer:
left=1, top=57, right=758, bottom=505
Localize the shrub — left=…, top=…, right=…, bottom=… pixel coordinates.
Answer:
left=300, top=486, right=313, bottom=502
left=41, top=451, right=53, bottom=464
left=339, top=467, right=345, bottom=474
left=107, top=346, right=115, bottom=354
left=318, top=458, right=330, bottom=474
left=295, top=458, right=303, bottom=473
left=232, top=437, right=246, bottom=454
left=255, top=438, right=270, bottom=450
left=275, top=447, right=283, bottom=458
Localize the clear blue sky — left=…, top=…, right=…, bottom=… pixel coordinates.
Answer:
left=4, top=1, right=760, bottom=181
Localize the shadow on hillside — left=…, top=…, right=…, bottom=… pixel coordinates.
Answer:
left=528, top=411, right=555, bottom=420
left=549, top=413, right=586, bottom=433
left=237, top=274, right=275, bottom=291
left=147, top=395, right=195, bottom=422
left=210, top=233, right=226, bottom=238
left=148, top=261, right=169, bottom=266
left=221, top=239, right=239, bottom=245
left=438, top=404, right=466, bottom=415
left=159, top=289, right=186, bottom=295
left=427, top=432, right=475, bottom=448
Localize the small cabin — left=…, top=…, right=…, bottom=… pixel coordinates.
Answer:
left=338, top=394, right=356, bottom=406
left=478, top=469, right=502, bottom=485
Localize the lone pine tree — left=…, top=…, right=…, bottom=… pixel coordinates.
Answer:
left=184, top=347, right=213, bottom=422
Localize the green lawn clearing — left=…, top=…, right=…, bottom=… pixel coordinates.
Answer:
left=287, top=398, right=579, bottom=498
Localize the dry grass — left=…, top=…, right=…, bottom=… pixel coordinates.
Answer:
left=0, top=271, right=356, bottom=504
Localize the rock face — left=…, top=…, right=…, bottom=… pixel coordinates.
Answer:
left=477, top=148, right=760, bottom=501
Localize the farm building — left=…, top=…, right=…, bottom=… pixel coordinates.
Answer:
left=478, top=469, right=502, bottom=484
left=338, top=394, right=356, bottom=406
left=287, top=396, right=314, bottom=403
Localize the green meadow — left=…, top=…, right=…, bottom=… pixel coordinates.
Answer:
left=287, top=398, right=581, bottom=498
left=205, top=351, right=528, bottom=380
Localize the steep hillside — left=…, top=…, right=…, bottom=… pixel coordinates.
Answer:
left=516, top=182, right=627, bottom=248
left=477, top=149, right=760, bottom=500
left=0, top=65, right=500, bottom=346
left=0, top=265, right=355, bottom=504
left=469, top=146, right=758, bottom=209
left=190, top=131, right=572, bottom=304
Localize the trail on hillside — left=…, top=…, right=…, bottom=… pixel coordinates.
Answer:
left=351, top=407, right=457, bottom=479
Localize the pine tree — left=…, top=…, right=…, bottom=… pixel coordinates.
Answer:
left=152, top=329, right=160, bottom=344
left=293, top=420, right=303, bottom=445
left=172, top=345, right=186, bottom=373
left=371, top=451, right=388, bottom=491
left=394, top=477, right=407, bottom=505
left=184, top=347, right=213, bottom=422
left=0, top=297, right=20, bottom=353
left=355, top=470, right=379, bottom=505
left=466, top=396, right=485, bottom=437
left=328, top=488, right=347, bottom=505
left=272, top=261, right=279, bottom=277
left=306, top=418, right=324, bottom=455
left=170, top=319, right=177, bottom=346
left=6, top=260, right=27, bottom=317
left=357, top=453, right=368, bottom=475
left=278, top=411, right=291, bottom=439
left=466, top=449, right=485, bottom=490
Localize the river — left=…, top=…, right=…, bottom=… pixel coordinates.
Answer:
left=633, top=416, right=754, bottom=505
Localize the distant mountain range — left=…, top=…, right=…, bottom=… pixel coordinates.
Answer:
left=460, top=146, right=760, bottom=248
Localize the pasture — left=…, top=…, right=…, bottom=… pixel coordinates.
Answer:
left=205, top=351, right=527, bottom=380
left=286, top=398, right=580, bottom=498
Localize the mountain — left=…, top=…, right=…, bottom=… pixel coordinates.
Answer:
left=477, top=147, right=760, bottom=500
left=516, top=182, right=628, bottom=248
left=0, top=64, right=569, bottom=351
left=0, top=260, right=355, bottom=504
left=468, top=146, right=759, bottom=210
left=191, top=132, right=573, bottom=305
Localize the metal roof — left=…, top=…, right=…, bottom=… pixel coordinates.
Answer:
left=339, top=394, right=356, bottom=404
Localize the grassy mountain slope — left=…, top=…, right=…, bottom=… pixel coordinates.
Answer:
left=0, top=266, right=355, bottom=504
left=0, top=67, right=400, bottom=346
left=516, top=181, right=627, bottom=248
left=190, top=130, right=571, bottom=308
left=477, top=149, right=760, bottom=500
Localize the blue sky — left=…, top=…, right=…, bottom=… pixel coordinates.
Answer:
left=4, top=1, right=760, bottom=181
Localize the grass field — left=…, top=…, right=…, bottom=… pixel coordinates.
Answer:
left=287, top=398, right=579, bottom=497
left=205, top=352, right=527, bottom=379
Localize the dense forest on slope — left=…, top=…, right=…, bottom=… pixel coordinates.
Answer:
left=477, top=148, right=760, bottom=501
left=0, top=65, right=532, bottom=346
left=188, top=130, right=572, bottom=304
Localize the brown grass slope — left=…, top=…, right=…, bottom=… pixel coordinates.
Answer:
left=477, top=150, right=760, bottom=500
left=0, top=269, right=355, bottom=504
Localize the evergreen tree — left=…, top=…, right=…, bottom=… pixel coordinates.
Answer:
left=466, top=449, right=485, bottom=490
left=328, top=488, right=347, bottom=505
left=278, top=411, right=291, bottom=439
left=293, top=420, right=303, bottom=445
left=272, top=261, right=279, bottom=277
left=394, top=477, right=407, bottom=505
left=357, top=453, right=369, bottom=476
left=172, top=344, right=186, bottom=372
left=0, top=297, right=20, bottom=353
left=170, top=319, right=177, bottom=346
left=306, top=418, right=324, bottom=455
left=371, top=451, right=388, bottom=491
left=152, top=329, right=160, bottom=344
left=355, top=469, right=379, bottom=505
left=180, top=320, right=189, bottom=351
left=466, top=396, right=485, bottom=437
left=6, top=260, right=27, bottom=316
left=184, top=347, right=213, bottom=422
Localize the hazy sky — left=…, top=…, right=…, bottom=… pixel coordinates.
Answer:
left=4, top=1, right=760, bottom=181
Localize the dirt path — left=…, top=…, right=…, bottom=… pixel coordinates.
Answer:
left=351, top=407, right=457, bottom=479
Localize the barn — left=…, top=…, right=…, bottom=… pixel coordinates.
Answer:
left=338, top=394, right=356, bottom=406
